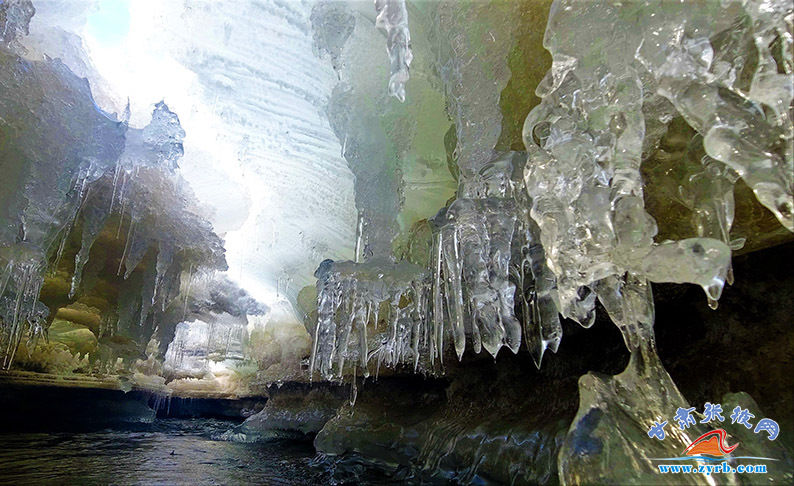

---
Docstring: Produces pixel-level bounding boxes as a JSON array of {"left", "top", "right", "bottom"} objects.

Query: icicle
[
  {"left": 181, "top": 263, "right": 194, "bottom": 321},
  {"left": 354, "top": 211, "right": 363, "bottom": 263},
  {"left": 53, "top": 222, "right": 71, "bottom": 271},
  {"left": 0, "top": 261, "right": 13, "bottom": 299},
  {"left": 349, "top": 367, "right": 358, "bottom": 407},
  {"left": 115, "top": 173, "right": 129, "bottom": 239},
  {"left": 110, "top": 163, "right": 123, "bottom": 210},
  {"left": 441, "top": 226, "right": 466, "bottom": 359},
  {"left": 311, "top": 259, "right": 429, "bottom": 379},
  {"left": 154, "top": 241, "right": 175, "bottom": 305},
  {"left": 360, "top": 301, "right": 370, "bottom": 376},
  {"left": 71, "top": 203, "right": 110, "bottom": 298},
  {"left": 374, "top": 0, "right": 413, "bottom": 102},
  {"left": 411, "top": 282, "right": 422, "bottom": 372},
  {"left": 117, "top": 220, "right": 136, "bottom": 276}
]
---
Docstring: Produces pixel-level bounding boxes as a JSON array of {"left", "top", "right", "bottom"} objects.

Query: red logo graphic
[{"left": 683, "top": 429, "right": 738, "bottom": 457}]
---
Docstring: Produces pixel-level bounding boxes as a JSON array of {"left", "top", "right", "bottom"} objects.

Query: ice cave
[{"left": 0, "top": 0, "right": 792, "bottom": 484}]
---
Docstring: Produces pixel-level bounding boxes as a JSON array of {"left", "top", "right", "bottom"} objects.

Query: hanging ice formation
[
  {"left": 310, "top": 150, "right": 565, "bottom": 379},
  {"left": 310, "top": 0, "right": 792, "bottom": 382},
  {"left": 374, "top": 0, "right": 412, "bottom": 102},
  {"left": 310, "top": 258, "right": 430, "bottom": 380},
  {"left": 0, "top": 3, "right": 228, "bottom": 369}
]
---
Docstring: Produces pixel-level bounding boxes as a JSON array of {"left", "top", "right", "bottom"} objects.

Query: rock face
[
  {"left": 239, "top": 383, "right": 347, "bottom": 441},
  {"left": 314, "top": 373, "right": 570, "bottom": 484}
]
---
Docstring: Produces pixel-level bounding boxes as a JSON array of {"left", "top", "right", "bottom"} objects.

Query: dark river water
[{"left": 0, "top": 419, "right": 388, "bottom": 485}]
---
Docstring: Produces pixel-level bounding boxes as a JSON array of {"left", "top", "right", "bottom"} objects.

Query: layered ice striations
[{"left": 374, "top": 0, "right": 412, "bottom": 102}]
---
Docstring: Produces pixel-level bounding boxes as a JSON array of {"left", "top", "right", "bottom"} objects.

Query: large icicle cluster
[
  {"left": 310, "top": 0, "right": 792, "bottom": 382},
  {"left": 431, "top": 153, "right": 524, "bottom": 361},
  {"left": 526, "top": 1, "right": 792, "bottom": 481},
  {"left": 310, "top": 152, "right": 563, "bottom": 377},
  {"left": 524, "top": 0, "right": 791, "bottom": 335},
  {"left": 0, "top": 3, "right": 124, "bottom": 367},
  {"left": 311, "top": 258, "right": 430, "bottom": 380}
]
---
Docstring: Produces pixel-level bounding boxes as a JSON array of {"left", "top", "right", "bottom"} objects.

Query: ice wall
[
  {"left": 309, "top": 1, "right": 547, "bottom": 378},
  {"left": 311, "top": 0, "right": 461, "bottom": 266},
  {"left": 132, "top": 0, "right": 359, "bottom": 304},
  {"left": 0, "top": 3, "right": 240, "bottom": 372},
  {"left": 0, "top": 2, "right": 123, "bottom": 367}
]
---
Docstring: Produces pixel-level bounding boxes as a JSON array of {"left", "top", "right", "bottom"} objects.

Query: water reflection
[{"left": 0, "top": 419, "right": 322, "bottom": 485}]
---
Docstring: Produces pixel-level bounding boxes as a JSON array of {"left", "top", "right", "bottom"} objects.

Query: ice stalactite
[
  {"left": 523, "top": 0, "right": 739, "bottom": 324},
  {"left": 311, "top": 151, "right": 566, "bottom": 378},
  {"left": 519, "top": 0, "right": 791, "bottom": 482},
  {"left": 428, "top": 152, "right": 562, "bottom": 367},
  {"left": 310, "top": 1, "right": 562, "bottom": 376},
  {"left": 0, "top": 254, "right": 47, "bottom": 370},
  {"left": 557, "top": 275, "right": 728, "bottom": 484},
  {"left": 429, "top": 0, "right": 522, "bottom": 180},
  {"left": 634, "top": 0, "right": 793, "bottom": 231},
  {"left": 512, "top": 192, "right": 562, "bottom": 369},
  {"left": 374, "top": 0, "right": 412, "bottom": 102},
  {"left": 310, "top": 258, "right": 431, "bottom": 381},
  {"left": 678, "top": 134, "right": 744, "bottom": 285},
  {"left": 70, "top": 194, "right": 111, "bottom": 298},
  {"left": 162, "top": 275, "right": 268, "bottom": 379},
  {"left": 312, "top": 0, "right": 550, "bottom": 372},
  {"left": 430, "top": 154, "right": 523, "bottom": 360}
]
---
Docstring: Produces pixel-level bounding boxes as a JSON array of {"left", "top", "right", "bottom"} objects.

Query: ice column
[{"left": 521, "top": 1, "right": 792, "bottom": 482}]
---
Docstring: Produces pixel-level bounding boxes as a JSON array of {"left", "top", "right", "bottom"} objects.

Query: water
[{"left": 0, "top": 419, "right": 342, "bottom": 485}]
